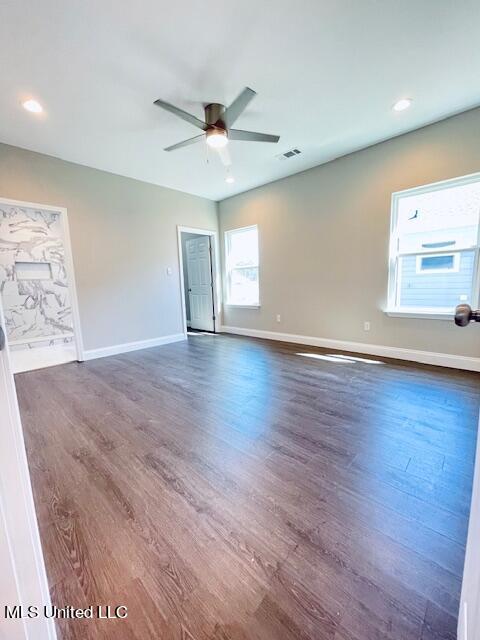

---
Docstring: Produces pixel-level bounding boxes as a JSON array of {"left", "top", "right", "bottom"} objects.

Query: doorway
[
  {"left": 0, "top": 283, "right": 56, "bottom": 640},
  {"left": 177, "top": 226, "right": 220, "bottom": 335},
  {"left": 0, "top": 198, "right": 83, "bottom": 373}
]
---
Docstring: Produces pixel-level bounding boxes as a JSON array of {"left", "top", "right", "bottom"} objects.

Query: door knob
[
  {"left": 0, "top": 326, "right": 5, "bottom": 351},
  {"left": 455, "top": 304, "right": 480, "bottom": 327}
]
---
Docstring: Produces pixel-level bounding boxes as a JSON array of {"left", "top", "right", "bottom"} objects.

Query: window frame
[
  {"left": 386, "top": 172, "right": 480, "bottom": 320},
  {"left": 224, "top": 224, "right": 261, "bottom": 308}
]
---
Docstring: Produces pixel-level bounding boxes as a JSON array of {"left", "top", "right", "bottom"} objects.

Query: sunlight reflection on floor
[
  {"left": 187, "top": 331, "right": 219, "bottom": 336},
  {"left": 296, "top": 352, "right": 383, "bottom": 364}
]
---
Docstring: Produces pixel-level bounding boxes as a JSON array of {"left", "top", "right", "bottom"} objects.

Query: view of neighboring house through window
[
  {"left": 388, "top": 174, "right": 480, "bottom": 315},
  {"left": 225, "top": 225, "right": 259, "bottom": 306}
]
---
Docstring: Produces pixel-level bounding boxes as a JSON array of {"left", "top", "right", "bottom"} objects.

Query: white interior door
[
  {"left": 0, "top": 304, "right": 56, "bottom": 639},
  {"left": 186, "top": 236, "right": 214, "bottom": 332}
]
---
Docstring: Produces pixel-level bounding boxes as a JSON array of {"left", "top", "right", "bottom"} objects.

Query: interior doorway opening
[
  {"left": 0, "top": 198, "right": 83, "bottom": 373},
  {"left": 177, "top": 226, "right": 220, "bottom": 335}
]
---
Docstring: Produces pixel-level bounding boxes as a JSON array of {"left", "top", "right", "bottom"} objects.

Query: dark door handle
[
  {"left": 0, "top": 326, "right": 5, "bottom": 351},
  {"left": 455, "top": 304, "right": 480, "bottom": 327}
]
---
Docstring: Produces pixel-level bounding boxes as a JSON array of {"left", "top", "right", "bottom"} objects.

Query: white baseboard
[
  {"left": 83, "top": 333, "right": 186, "bottom": 361},
  {"left": 220, "top": 325, "right": 480, "bottom": 372}
]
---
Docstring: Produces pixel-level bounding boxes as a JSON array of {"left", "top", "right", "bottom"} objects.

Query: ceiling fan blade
[
  {"left": 154, "top": 99, "right": 207, "bottom": 131},
  {"left": 164, "top": 134, "right": 204, "bottom": 152},
  {"left": 229, "top": 129, "right": 280, "bottom": 143},
  {"left": 223, "top": 87, "right": 256, "bottom": 128},
  {"left": 216, "top": 145, "right": 232, "bottom": 167}
]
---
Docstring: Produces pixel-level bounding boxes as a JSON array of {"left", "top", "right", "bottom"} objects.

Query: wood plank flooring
[{"left": 15, "top": 333, "right": 480, "bottom": 640}]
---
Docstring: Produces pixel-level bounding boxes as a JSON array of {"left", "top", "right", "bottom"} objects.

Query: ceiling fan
[{"left": 153, "top": 87, "right": 280, "bottom": 156}]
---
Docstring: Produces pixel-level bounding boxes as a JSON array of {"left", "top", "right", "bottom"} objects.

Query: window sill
[
  {"left": 385, "top": 309, "right": 454, "bottom": 321},
  {"left": 224, "top": 304, "right": 261, "bottom": 309}
]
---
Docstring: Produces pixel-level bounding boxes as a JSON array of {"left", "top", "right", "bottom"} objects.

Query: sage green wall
[
  {"left": 219, "top": 107, "right": 480, "bottom": 359},
  {"left": 0, "top": 143, "right": 218, "bottom": 351}
]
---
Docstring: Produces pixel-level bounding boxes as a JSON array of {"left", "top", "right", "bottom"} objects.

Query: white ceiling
[{"left": 1, "top": 0, "right": 480, "bottom": 201}]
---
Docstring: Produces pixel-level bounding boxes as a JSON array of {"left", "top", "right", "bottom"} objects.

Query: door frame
[
  {"left": 0, "top": 296, "right": 57, "bottom": 639},
  {"left": 458, "top": 416, "right": 480, "bottom": 640},
  {"left": 0, "top": 197, "right": 84, "bottom": 362},
  {"left": 177, "top": 226, "right": 221, "bottom": 337}
]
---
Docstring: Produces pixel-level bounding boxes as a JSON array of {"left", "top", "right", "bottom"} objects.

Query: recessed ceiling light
[
  {"left": 22, "top": 99, "right": 43, "bottom": 113},
  {"left": 392, "top": 98, "right": 412, "bottom": 112},
  {"left": 225, "top": 175, "right": 235, "bottom": 184}
]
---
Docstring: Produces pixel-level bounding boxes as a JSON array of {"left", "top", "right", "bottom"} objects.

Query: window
[
  {"left": 415, "top": 253, "right": 459, "bottom": 274},
  {"left": 388, "top": 174, "right": 480, "bottom": 316},
  {"left": 225, "top": 225, "right": 259, "bottom": 306}
]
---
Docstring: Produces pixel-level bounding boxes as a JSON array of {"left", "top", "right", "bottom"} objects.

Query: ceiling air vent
[{"left": 277, "top": 148, "right": 301, "bottom": 160}]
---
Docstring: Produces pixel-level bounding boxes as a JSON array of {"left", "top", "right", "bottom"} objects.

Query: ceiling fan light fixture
[
  {"left": 206, "top": 128, "right": 228, "bottom": 149},
  {"left": 225, "top": 175, "right": 235, "bottom": 184}
]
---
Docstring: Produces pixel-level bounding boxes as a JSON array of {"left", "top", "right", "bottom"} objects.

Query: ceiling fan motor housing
[{"left": 205, "top": 103, "right": 226, "bottom": 130}]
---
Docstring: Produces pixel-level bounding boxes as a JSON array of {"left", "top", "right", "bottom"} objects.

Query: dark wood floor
[{"left": 15, "top": 334, "right": 480, "bottom": 640}]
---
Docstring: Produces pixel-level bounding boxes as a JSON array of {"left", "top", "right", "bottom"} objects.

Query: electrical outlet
[
  {"left": 364, "top": 321, "right": 370, "bottom": 331},
  {"left": 276, "top": 314, "right": 281, "bottom": 323}
]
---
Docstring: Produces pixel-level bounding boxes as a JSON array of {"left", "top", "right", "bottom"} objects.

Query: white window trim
[
  {"left": 224, "top": 224, "right": 261, "bottom": 308},
  {"left": 415, "top": 252, "right": 460, "bottom": 275},
  {"left": 386, "top": 171, "right": 480, "bottom": 318},
  {"left": 385, "top": 309, "right": 454, "bottom": 320}
]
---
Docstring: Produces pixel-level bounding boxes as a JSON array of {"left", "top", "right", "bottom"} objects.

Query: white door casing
[
  {"left": 458, "top": 413, "right": 480, "bottom": 640},
  {"left": 185, "top": 236, "right": 214, "bottom": 332},
  {"left": 0, "top": 301, "right": 56, "bottom": 640}
]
